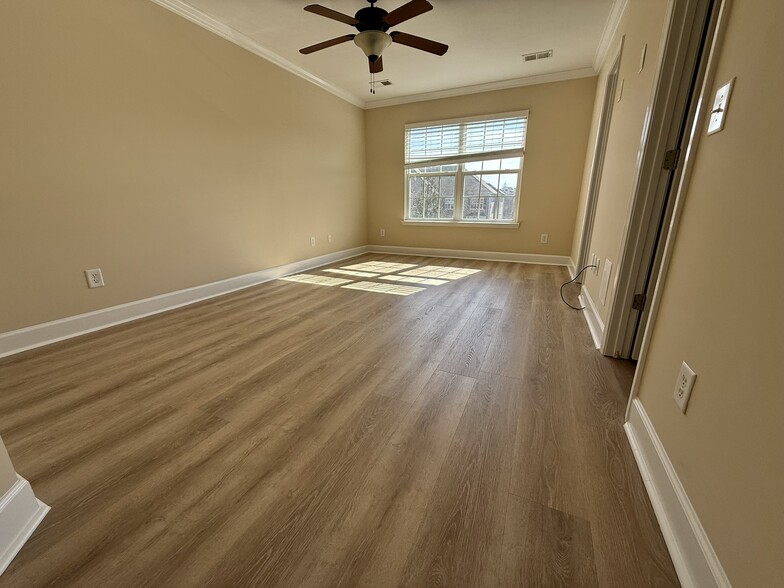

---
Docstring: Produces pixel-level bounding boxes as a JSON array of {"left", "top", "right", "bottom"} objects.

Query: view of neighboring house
[{"left": 408, "top": 163, "right": 519, "bottom": 221}]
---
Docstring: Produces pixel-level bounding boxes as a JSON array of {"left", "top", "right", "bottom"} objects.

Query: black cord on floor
[{"left": 560, "top": 265, "right": 597, "bottom": 311}]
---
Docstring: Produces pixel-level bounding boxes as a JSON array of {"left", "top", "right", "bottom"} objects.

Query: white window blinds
[{"left": 405, "top": 112, "right": 527, "bottom": 168}]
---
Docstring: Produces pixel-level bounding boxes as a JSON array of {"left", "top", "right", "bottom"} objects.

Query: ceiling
[{"left": 154, "top": 0, "right": 620, "bottom": 107}]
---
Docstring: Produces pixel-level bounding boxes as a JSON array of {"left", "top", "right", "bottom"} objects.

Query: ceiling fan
[{"left": 299, "top": 0, "right": 448, "bottom": 80}]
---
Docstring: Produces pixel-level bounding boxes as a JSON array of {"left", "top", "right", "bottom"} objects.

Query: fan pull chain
[{"left": 370, "top": 70, "right": 375, "bottom": 94}]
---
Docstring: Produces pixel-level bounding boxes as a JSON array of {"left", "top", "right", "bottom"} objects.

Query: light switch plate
[{"left": 707, "top": 77, "right": 735, "bottom": 135}]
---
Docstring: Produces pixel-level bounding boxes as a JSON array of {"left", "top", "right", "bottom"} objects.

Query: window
[{"left": 404, "top": 112, "right": 527, "bottom": 225}]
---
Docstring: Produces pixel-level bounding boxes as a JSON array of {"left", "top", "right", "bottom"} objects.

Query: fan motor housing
[{"left": 355, "top": 6, "right": 390, "bottom": 31}]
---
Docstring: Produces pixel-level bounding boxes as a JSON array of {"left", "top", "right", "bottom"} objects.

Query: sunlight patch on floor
[
  {"left": 379, "top": 275, "right": 449, "bottom": 286},
  {"left": 324, "top": 268, "right": 380, "bottom": 278},
  {"left": 281, "top": 262, "right": 479, "bottom": 296},
  {"left": 341, "top": 281, "right": 424, "bottom": 296},
  {"left": 399, "top": 266, "right": 482, "bottom": 280},
  {"left": 340, "top": 261, "right": 418, "bottom": 274},
  {"left": 280, "top": 274, "right": 352, "bottom": 286}
]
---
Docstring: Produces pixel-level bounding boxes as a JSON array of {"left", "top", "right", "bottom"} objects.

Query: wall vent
[{"left": 522, "top": 49, "right": 553, "bottom": 62}]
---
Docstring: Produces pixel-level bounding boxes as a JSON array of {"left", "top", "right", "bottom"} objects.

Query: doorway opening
[
  {"left": 575, "top": 43, "right": 623, "bottom": 277},
  {"left": 600, "top": 0, "right": 720, "bottom": 360}
]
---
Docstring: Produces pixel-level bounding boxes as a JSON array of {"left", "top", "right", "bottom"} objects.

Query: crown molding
[
  {"left": 148, "top": 0, "right": 365, "bottom": 108},
  {"left": 364, "top": 68, "right": 598, "bottom": 109},
  {"left": 149, "top": 0, "right": 603, "bottom": 110},
  {"left": 593, "top": 0, "right": 629, "bottom": 71}
]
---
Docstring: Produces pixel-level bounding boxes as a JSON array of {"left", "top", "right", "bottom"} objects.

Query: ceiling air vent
[
  {"left": 369, "top": 79, "right": 393, "bottom": 88},
  {"left": 522, "top": 49, "right": 553, "bottom": 62}
]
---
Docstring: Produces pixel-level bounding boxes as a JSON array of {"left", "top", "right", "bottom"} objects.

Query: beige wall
[
  {"left": 575, "top": 0, "right": 671, "bottom": 321},
  {"left": 634, "top": 0, "right": 784, "bottom": 585},
  {"left": 0, "top": 436, "right": 17, "bottom": 496},
  {"left": 0, "top": 0, "right": 366, "bottom": 333},
  {"left": 365, "top": 78, "right": 597, "bottom": 256}
]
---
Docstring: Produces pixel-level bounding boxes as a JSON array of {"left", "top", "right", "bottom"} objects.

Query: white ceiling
[{"left": 155, "top": 0, "right": 619, "bottom": 107}]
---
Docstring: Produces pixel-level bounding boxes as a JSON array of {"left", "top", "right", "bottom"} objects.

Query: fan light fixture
[
  {"left": 300, "top": 0, "right": 449, "bottom": 94},
  {"left": 353, "top": 30, "right": 392, "bottom": 62}
]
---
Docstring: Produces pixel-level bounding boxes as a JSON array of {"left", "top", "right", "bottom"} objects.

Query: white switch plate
[
  {"left": 707, "top": 77, "right": 735, "bottom": 135},
  {"left": 328, "top": 234, "right": 332, "bottom": 243},
  {"left": 85, "top": 268, "right": 104, "bottom": 288},
  {"left": 380, "top": 228, "right": 385, "bottom": 237},
  {"left": 599, "top": 259, "right": 612, "bottom": 305},
  {"left": 309, "top": 236, "right": 316, "bottom": 247},
  {"left": 673, "top": 361, "right": 697, "bottom": 413},
  {"left": 540, "top": 233, "right": 549, "bottom": 244}
]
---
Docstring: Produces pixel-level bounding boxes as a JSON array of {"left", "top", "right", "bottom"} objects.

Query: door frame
[
  {"left": 626, "top": 0, "right": 732, "bottom": 414},
  {"left": 600, "top": 0, "right": 720, "bottom": 357},
  {"left": 575, "top": 39, "right": 624, "bottom": 278}
]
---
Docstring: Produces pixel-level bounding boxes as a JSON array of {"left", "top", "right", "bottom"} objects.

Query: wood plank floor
[{"left": 0, "top": 254, "right": 679, "bottom": 587}]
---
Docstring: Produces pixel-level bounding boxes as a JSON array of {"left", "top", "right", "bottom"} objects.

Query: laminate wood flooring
[{"left": 0, "top": 254, "right": 679, "bottom": 587}]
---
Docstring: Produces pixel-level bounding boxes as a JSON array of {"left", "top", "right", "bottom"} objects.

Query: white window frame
[{"left": 403, "top": 110, "right": 528, "bottom": 227}]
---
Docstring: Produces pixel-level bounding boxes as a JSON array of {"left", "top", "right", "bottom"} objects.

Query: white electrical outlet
[
  {"left": 540, "top": 233, "right": 549, "bottom": 244},
  {"left": 310, "top": 236, "right": 316, "bottom": 247},
  {"left": 380, "top": 228, "right": 386, "bottom": 237},
  {"left": 328, "top": 234, "right": 333, "bottom": 243},
  {"left": 85, "top": 268, "right": 104, "bottom": 288},
  {"left": 673, "top": 361, "right": 697, "bottom": 413}
]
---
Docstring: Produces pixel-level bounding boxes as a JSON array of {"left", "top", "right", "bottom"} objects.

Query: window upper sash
[{"left": 404, "top": 111, "right": 528, "bottom": 168}]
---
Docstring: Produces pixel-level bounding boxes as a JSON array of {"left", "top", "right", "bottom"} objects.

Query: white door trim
[
  {"left": 576, "top": 38, "right": 625, "bottom": 277},
  {"left": 601, "top": 0, "right": 716, "bottom": 358},
  {"left": 625, "top": 0, "right": 732, "bottom": 419},
  {"left": 0, "top": 476, "right": 50, "bottom": 576}
]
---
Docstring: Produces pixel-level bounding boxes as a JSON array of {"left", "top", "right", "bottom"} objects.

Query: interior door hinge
[
  {"left": 663, "top": 148, "right": 681, "bottom": 171},
  {"left": 632, "top": 293, "right": 647, "bottom": 311}
]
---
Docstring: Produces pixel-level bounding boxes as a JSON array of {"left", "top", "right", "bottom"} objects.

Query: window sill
[{"left": 401, "top": 220, "right": 520, "bottom": 229}]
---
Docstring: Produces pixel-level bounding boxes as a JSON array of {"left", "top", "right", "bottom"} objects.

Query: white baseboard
[
  {"left": 0, "top": 476, "right": 50, "bottom": 576},
  {"left": 368, "top": 244, "right": 571, "bottom": 266},
  {"left": 578, "top": 288, "right": 604, "bottom": 349},
  {"left": 625, "top": 399, "right": 731, "bottom": 588},
  {"left": 0, "top": 246, "right": 368, "bottom": 359},
  {"left": 0, "top": 244, "right": 572, "bottom": 359}
]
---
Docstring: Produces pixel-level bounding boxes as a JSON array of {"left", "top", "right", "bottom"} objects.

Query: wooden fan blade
[
  {"left": 390, "top": 31, "right": 448, "bottom": 56},
  {"left": 382, "top": 0, "right": 433, "bottom": 27},
  {"left": 304, "top": 4, "right": 359, "bottom": 26},
  {"left": 299, "top": 34, "right": 356, "bottom": 55},
  {"left": 370, "top": 56, "right": 384, "bottom": 74}
]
